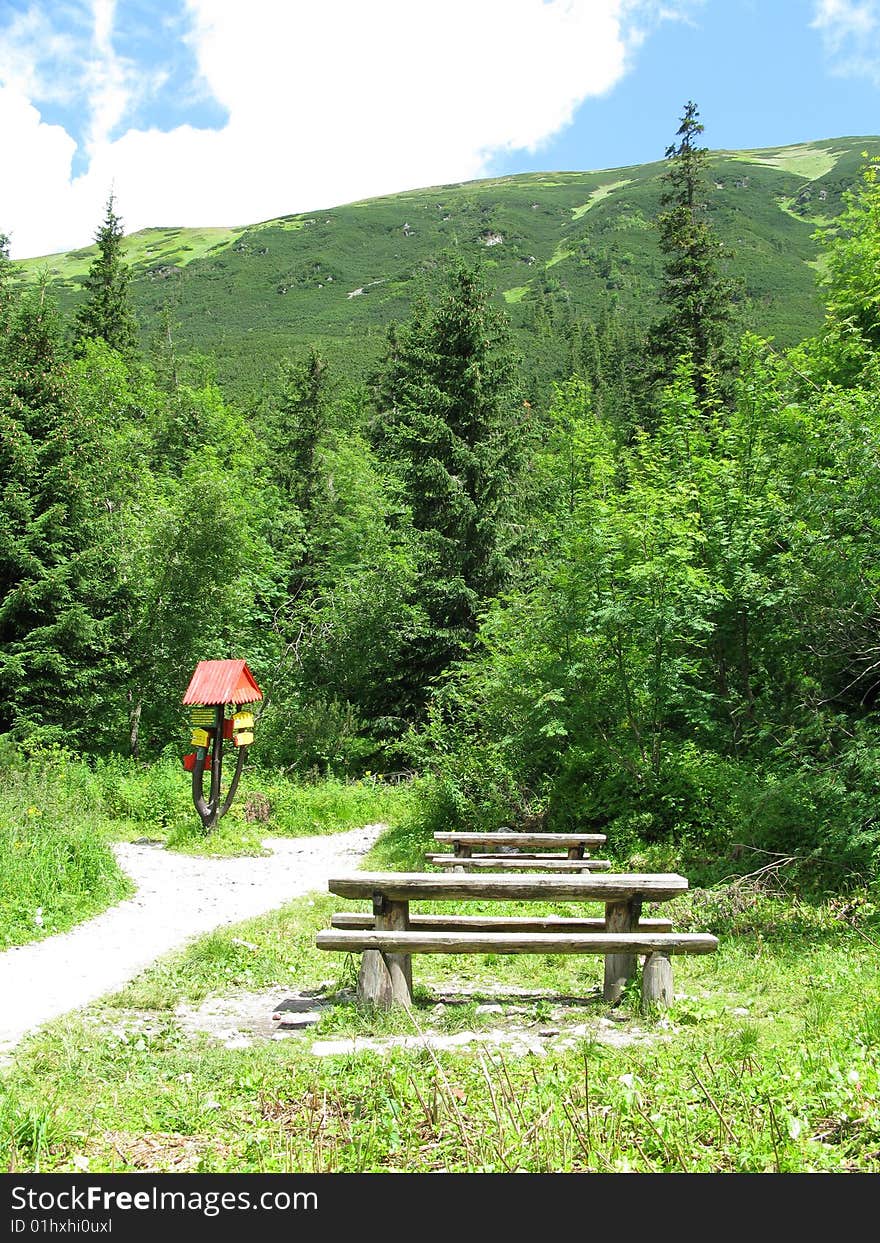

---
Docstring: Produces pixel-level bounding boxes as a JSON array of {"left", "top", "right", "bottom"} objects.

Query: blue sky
[
  {"left": 497, "top": 0, "right": 880, "bottom": 177},
  {"left": 1, "top": 0, "right": 878, "bottom": 258}
]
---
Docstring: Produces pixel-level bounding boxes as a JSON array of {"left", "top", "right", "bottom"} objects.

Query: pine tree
[
  {"left": 261, "top": 345, "right": 333, "bottom": 614},
  {"left": 371, "top": 261, "right": 528, "bottom": 715},
  {"left": 0, "top": 282, "right": 118, "bottom": 739},
  {"left": 271, "top": 346, "right": 330, "bottom": 517},
  {"left": 577, "top": 311, "right": 649, "bottom": 442},
  {"left": 74, "top": 192, "right": 139, "bottom": 356},
  {"left": 648, "top": 101, "right": 736, "bottom": 405}
]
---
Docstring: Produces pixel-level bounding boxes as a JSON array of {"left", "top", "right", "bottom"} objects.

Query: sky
[{"left": 0, "top": 0, "right": 878, "bottom": 259}]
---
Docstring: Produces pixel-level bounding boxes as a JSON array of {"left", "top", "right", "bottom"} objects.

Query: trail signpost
[{"left": 181, "top": 659, "right": 263, "bottom": 832}]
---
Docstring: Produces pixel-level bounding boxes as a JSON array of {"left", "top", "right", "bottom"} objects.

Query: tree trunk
[{"left": 129, "top": 693, "right": 143, "bottom": 760}]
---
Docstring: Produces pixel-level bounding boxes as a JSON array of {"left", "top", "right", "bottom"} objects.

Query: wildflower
[{"left": 26, "top": 806, "right": 40, "bottom": 817}]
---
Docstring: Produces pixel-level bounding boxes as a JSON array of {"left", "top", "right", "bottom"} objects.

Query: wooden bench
[
  {"left": 316, "top": 872, "right": 717, "bottom": 1014},
  {"left": 429, "top": 831, "right": 611, "bottom": 873},
  {"left": 425, "top": 855, "right": 613, "bottom": 872}
]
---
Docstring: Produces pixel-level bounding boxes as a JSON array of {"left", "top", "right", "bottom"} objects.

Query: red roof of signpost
[{"left": 182, "top": 660, "right": 263, "bottom": 706}]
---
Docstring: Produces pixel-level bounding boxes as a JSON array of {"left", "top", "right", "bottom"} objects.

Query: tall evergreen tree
[
  {"left": 0, "top": 282, "right": 118, "bottom": 739},
  {"left": 271, "top": 347, "right": 330, "bottom": 518},
  {"left": 371, "top": 261, "right": 528, "bottom": 716},
  {"left": 648, "top": 101, "right": 736, "bottom": 405},
  {"left": 260, "top": 346, "right": 333, "bottom": 613},
  {"left": 577, "top": 311, "right": 650, "bottom": 442},
  {"left": 74, "top": 192, "right": 139, "bottom": 356}
]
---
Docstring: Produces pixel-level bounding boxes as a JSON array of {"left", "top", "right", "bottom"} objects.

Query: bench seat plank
[
  {"left": 331, "top": 913, "right": 675, "bottom": 932},
  {"left": 433, "top": 832, "right": 607, "bottom": 848},
  {"left": 428, "top": 851, "right": 600, "bottom": 860},
  {"left": 328, "top": 872, "right": 688, "bottom": 903},
  {"left": 426, "top": 855, "right": 612, "bottom": 872},
  {"left": 316, "top": 929, "right": 718, "bottom": 955}
]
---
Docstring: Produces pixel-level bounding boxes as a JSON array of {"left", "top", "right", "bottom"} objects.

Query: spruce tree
[
  {"left": 371, "top": 261, "right": 527, "bottom": 716},
  {"left": 75, "top": 192, "right": 139, "bottom": 355},
  {"left": 0, "top": 282, "right": 116, "bottom": 739},
  {"left": 578, "top": 311, "right": 650, "bottom": 442},
  {"left": 648, "top": 101, "right": 736, "bottom": 404},
  {"left": 262, "top": 345, "right": 332, "bottom": 610},
  {"left": 272, "top": 346, "right": 330, "bottom": 517}
]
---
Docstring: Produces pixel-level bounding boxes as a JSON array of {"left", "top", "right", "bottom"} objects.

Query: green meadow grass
[
  {"left": 0, "top": 743, "right": 132, "bottom": 947},
  {"left": 733, "top": 142, "right": 845, "bottom": 181},
  {"left": 0, "top": 744, "right": 413, "bottom": 946},
  {"left": 1, "top": 755, "right": 877, "bottom": 1173},
  {"left": 1, "top": 872, "right": 877, "bottom": 1173},
  {"left": 17, "top": 226, "right": 244, "bottom": 285},
  {"left": 570, "top": 178, "right": 634, "bottom": 220}
]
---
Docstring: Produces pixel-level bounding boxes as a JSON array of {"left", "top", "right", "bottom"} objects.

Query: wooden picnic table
[
  {"left": 428, "top": 830, "right": 610, "bottom": 871},
  {"left": 317, "top": 871, "right": 716, "bottom": 1012}
]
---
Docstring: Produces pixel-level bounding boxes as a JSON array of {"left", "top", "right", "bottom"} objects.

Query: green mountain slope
[{"left": 16, "top": 135, "right": 879, "bottom": 398}]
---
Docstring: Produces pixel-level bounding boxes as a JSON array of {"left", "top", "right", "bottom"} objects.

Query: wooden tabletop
[
  {"left": 433, "top": 831, "right": 607, "bottom": 848},
  {"left": 327, "top": 872, "right": 688, "bottom": 903}
]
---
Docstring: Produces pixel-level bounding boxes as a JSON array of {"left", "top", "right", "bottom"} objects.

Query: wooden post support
[
  {"left": 641, "top": 950, "right": 673, "bottom": 1012},
  {"left": 452, "top": 842, "right": 471, "bottom": 874},
  {"left": 603, "top": 898, "right": 642, "bottom": 1003},
  {"left": 567, "top": 845, "right": 584, "bottom": 859},
  {"left": 357, "top": 896, "right": 413, "bottom": 1008}
]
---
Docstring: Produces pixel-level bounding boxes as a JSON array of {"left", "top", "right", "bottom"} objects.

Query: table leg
[
  {"left": 452, "top": 844, "right": 471, "bottom": 874},
  {"left": 641, "top": 951, "right": 673, "bottom": 1011},
  {"left": 357, "top": 897, "right": 412, "bottom": 1008},
  {"left": 603, "top": 898, "right": 642, "bottom": 1004}
]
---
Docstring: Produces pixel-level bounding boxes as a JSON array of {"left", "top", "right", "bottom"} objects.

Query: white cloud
[
  {"left": 83, "top": 0, "right": 135, "bottom": 151},
  {"left": 0, "top": 86, "right": 81, "bottom": 256},
  {"left": 2, "top": 0, "right": 674, "bottom": 257},
  {"left": 812, "top": 0, "right": 880, "bottom": 83}
]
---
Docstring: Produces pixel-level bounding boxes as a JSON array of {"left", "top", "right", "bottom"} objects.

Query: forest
[
  {"left": 2, "top": 102, "right": 880, "bottom": 1176},
  {"left": 5, "top": 105, "right": 880, "bottom": 884}
]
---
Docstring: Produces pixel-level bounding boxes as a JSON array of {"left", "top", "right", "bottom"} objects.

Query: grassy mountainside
[{"left": 16, "top": 135, "right": 880, "bottom": 398}]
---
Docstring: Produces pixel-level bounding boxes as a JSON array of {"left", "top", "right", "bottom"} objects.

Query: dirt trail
[{"left": 0, "top": 825, "right": 382, "bottom": 1059}]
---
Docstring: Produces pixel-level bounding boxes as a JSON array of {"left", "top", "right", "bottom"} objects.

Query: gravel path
[{"left": 0, "top": 825, "right": 383, "bottom": 1059}]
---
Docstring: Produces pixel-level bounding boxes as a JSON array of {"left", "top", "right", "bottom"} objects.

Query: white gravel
[{"left": 0, "top": 824, "right": 383, "bottom": 1059}]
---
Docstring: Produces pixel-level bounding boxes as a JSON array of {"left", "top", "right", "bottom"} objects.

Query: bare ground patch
[
  {"left": 93, "top": 978, "right": 669, "bottom": 1057},
  {"left": 93, "top": 1130, "right": 233, "bottom": 1172}
]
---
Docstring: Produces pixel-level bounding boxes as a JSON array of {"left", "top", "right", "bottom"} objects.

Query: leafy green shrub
[
  {"left": 737, "top": 736, "right": 880, "bottom": 890},
  {"left": 240, "top": 771, "right": 411, "bottom": 837},
  {"left": 92, "top": 752, "right": 192, "bottom": 828},
  {"left": 251, "top": 696, "right": 381, "bottom": 777}
]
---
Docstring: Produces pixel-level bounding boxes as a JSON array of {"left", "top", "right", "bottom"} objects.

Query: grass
[
  {"left": 570, "top": 179, "right": 633, "bottom": 220},
  {"left": 2, "top": 750, "right": 878, "bottom": 1173},
  {"left": 0, "top": 740, "right": 413, "bottom": 947},
  {"left": 3, "top": 766, "right": 878, "bottom": 1169},
  {"left": 733, "top": 143, "right": 845, "bottom": 181},
  {"left": 546, "top": 242, "right": 574, "bottom": 268},
  {"left": 1, "top": 868, "right": 878, "bottom": 1173},
  {"left": 16, "top": 226, "right": 244, "bottom": 284},
  {"left": 0, "top": 741, "right": 132, "bottom": 947}
]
